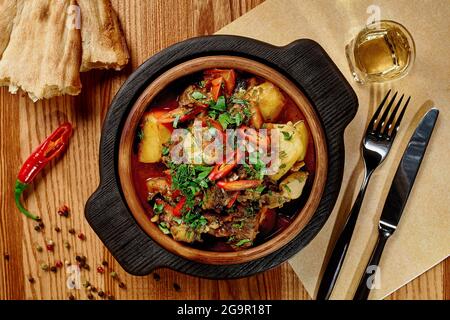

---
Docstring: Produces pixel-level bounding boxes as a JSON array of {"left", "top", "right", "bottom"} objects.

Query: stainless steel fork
[{"left": 316, "top": 90, "right": 411, "bottom": 300}]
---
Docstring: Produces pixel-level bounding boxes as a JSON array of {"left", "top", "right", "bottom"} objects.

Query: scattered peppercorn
[
  {"left": 110, "top": 271, "right": 118, "bottom": 279},
  {"left": 38, "top": 221, "right": 45, "bottom": 229},
  {"left": 50, "top": 266, "right": 57, "bottom": 273},
  {"left": 101, "top": 260, "right": 108, "bottom": 267},
  {"left": 173, "top": 283, "right": 181, "bottom": 292},
  {"left": 77, "top": 233, "right": 86, "bottom": 241},
  {"left": 118, "top": 282, "right": 126, "bottom": 289},
  {"left": 152, "top": 273, "right": 160, "bottom": 281},
  {"left": 34, "top": 225, "right": 41, "bottom": 232},
  {"left": 82, "top": 280, "right": 90, "bottom": 288},
  {"left": 90, "top": 287, "right": 97, "bottom": 293},
  {"left": 3, "top": 254, "right": 10, "bottom": 261},
  {"left": 40, "top": 263, "right": 49, "bottom": 271},
  {"left": 28, "top": 276, "right": 35, "bottom": 284},
  {"left": 82, "top": 264, "right": 90, "bottom": 271},
  {"left": 55, "top": 260, "right": 63, "bottom": 268},
  {"left": 64, "top": 241, "right": 71, "bottom": 249},
  {"left": 98, "top": 291, "right": 105, "bottom": 298},
  {"left": 46, "top": 240, "right": 55, "bottom": 252},
  {"left": 107, "top": 295, "right": 115, "bottom": 300},
  {"left": 68, "top": 228, "right": 76, "bottom": 235},
  {"left": 36, "top": 245, "right": 43, "bottom": 253},
  {"left": 96, "top": 266, "right": 105, "bottom": 274},
  {"left": 68, "top": 294, "right": 75, "bottom": 300},
  {"left": 87, "top": 293, "right": 94, "bottom": 300},
  {"left": 75, "top": 255, "right": 82, "bottom": 262},
  {"left": 54, "top": 227, "right": 61, "bottom": 233},
  {"left": 58, "top": 205, "right": 70, "bottom": 217}
]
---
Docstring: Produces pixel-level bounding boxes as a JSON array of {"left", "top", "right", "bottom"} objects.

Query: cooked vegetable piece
[
  {"left": 138, "top": 112, "right": 172, "bottom": 163},
  {"left": 246, "top": 82, "right": 286, "bottom": 122},
  {"left": 270, "top": 121, "right": 309, "bottom": 181},
  {"left": 279, "top": 171, "right": 308, "bottom": 199}
]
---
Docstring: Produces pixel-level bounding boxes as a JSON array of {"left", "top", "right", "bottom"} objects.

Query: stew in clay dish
[{"left": 132, "top": 68, "right": 315, "bottom": 252}]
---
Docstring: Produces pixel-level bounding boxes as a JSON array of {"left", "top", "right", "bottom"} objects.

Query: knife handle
[
  {"left": 353, "top": 230, "right": 390, "bottom": 300},
  {"left": 316, "top": 171, "right": 372, "bottom": 300}
]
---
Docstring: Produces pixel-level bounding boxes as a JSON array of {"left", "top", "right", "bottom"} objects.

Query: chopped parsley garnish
[
  {"left": 169, "top": 163, "right": 212, "bottom": 209},
  {"left": 158, "top": 222, "right": 170, "bottom": 235},
  {"left": 218, "top": 113, "right": 233, "bottom": 130},
  {"left": 283, "top": 184, "right": 292, "bottom": 193},
  {"left": 173, "top": 114, "right": 181, "bottom": 128},
  {"left": 191, "top": 91, "right": 206, "bottom": 100},
  {"left": 162, "top": 146, "right": 169, "bottom": 156},
  {"left": 282, "top": 131, "right": 293, "bottom": 141},
  {"left": 153, "top": 202, "right": 164, "bottom": 214},
  {"left": 232, "top": 221, "right": 244, "bottom": 229},
  {"left": 235, "top": 239, "right": 252, "bottom": 247},
  {"left": 137, "top": 129, "right": 144, "bottom": 141},
  {"left": 230, "top": 97, "right": 249, "bottom": 106},
  {"left": 255, "top": 185, "right": 266, "bottom": 193},
  {"left": 183, "top": 210, "right": 208, "bottom": 230}
]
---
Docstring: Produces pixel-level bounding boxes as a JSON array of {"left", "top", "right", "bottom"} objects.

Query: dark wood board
[{"left": 85, "top": 35, "right": 358, "bottom": 278}]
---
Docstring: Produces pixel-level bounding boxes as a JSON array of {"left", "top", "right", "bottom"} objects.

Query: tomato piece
[
  {"left": 173, "top": 197, "right": 187, "bottom": 217},
  {"left": 204, "top": 69, "right": 236, "bottom": 95},
  {"left": 210, "top": 77, "right": 224, "bottom": 101},
  {"left": 155, "top": 198, "right": 174, "bottom": 216},
  {"left": 216, "top": 180, "right": 261, "bottom": 191}
]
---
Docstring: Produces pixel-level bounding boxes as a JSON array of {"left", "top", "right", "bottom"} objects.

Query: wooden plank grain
[{"left": 0, "top": 0, "right": 446, "bottom": 300}]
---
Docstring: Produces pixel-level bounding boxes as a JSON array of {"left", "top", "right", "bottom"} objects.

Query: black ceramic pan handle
[{"left": 353, "top": 230, "right": 390, "bottom": 300}]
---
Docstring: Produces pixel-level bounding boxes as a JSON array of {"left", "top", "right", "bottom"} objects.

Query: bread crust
[
  {"left": 78, "top": 0, "right": 129, "bottom": 72},
  {"left": 0, "top": 0, "right": 82, "bottom": 101}
]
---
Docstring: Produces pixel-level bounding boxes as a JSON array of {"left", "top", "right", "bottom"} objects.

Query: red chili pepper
[
  {"left": 226, "top": 192, "right": 239, "bottom": 208},
  {"left": 158, "top": 105, "right": 207, "bottom": 124},
  {"left": 173, "top": 197, "right": 187, "bottom": 217},
  {"left": 15, "top": 123, "right": 73, "bottom": 220},
  {"left": 217, "top": 180, "right": 261, "bottom": 191},
  {"left": 208, "top": 150, "right": 243, "bottom": 181}
]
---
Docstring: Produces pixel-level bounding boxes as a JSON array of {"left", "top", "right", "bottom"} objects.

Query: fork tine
[
  {"left": 383, "top": 94, "right": 404, "bottom": 135},
  {"left": 376, "top": 91, "right": 398, "bottom": 135},
  {"left": 389, "top": 96, "right": 411, "bottom": 140},
  {"left": 367, "top": 89, "right": 392, "bottom": 132}
]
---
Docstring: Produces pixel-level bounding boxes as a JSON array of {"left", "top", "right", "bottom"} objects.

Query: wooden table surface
[{"left": 0, "top": 0, "right": 448, "bottom": 300}]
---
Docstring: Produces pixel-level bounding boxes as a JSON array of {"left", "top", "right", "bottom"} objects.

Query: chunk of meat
[
  {"left": 202, "top": 185, "right": 233, "bottom": 212},
  {"left": 178, "top": 85, "right": 211, "bottom": 107}
]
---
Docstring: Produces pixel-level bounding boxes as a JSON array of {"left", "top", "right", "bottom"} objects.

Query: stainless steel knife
[{"left": 353, "top": 108, "right": 439, "bottom": 300}]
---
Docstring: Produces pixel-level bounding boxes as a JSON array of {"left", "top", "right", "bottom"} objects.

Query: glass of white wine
[{"left": 346, "top": 20, "right": 416, "bottom": 84}]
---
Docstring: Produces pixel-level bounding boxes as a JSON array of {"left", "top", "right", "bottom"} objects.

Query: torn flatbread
[
  {"left": 0, "top": 0, "right": 21, "bottom": 60},
  {"left": 0, "top": 0, "right": 82, "bottom": 101},
  {"left": 77, "top": 0, "right": 129, "bottom": 72}
]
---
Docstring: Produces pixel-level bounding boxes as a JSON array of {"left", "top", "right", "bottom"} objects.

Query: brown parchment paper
[{"left": 217, "top": 0, "right": 450, "bottom": 299}]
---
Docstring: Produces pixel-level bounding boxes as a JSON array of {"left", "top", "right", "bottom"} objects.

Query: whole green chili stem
[{"left": 14, "top": 180, "right": 39, "bottom": 221}]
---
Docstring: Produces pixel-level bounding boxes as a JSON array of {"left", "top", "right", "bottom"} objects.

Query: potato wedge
[
  {"left": 280, "top": 172, "right": 308, "bottom": 199},
  {"left": 138, "top": 113, "right": 172, "bottom": 163},
  {"left": 269, "top": 121, "right": 309, "bottom": 181},
  {"left": 246, "top": 82, "right": 285, "bottom": 122}
]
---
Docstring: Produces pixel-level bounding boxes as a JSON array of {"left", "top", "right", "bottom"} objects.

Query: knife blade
[
  {"left": 379, "top": 108, "right": 439, "bottom": 235},
  {"left": 353, "top": 108, "right": 439, "bottom": 300}
]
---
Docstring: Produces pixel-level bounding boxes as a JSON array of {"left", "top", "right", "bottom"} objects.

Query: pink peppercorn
[
  {"left": 77, "top": 233, "right": 86, "bottom": 240},
  {"left": 97, "top": 266, "right": 105, "bottom": 274},
  {"left": 55, "top": 260, "right": 63, "bottom": 268}
]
